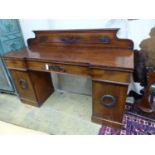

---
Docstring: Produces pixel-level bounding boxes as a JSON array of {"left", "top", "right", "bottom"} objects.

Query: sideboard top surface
[{"left": 3, "top": 29, "right": 134, "bottom": 71}]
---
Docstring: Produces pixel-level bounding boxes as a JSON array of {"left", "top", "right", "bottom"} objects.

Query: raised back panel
[{"left": 27, "top": 29, "right": 133, "bottom": 49}]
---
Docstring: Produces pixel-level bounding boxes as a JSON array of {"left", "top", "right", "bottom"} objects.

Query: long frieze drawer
[
  {"left": 27, "top": 61, "right": 90, "bottom": 76},
  {"left": 91, "top": 69, "right": 131, "bottom": 84},
  {"left": 4, "top": 59, "right": 27, "bottom": 70}
]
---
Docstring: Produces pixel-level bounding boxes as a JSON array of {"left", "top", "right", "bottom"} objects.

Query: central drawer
[{"left": 27, "top": 60, "right": 90, "bottom": 76}]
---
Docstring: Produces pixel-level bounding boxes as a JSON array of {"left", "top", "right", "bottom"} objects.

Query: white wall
[
  {"left": 48, "top": 19, "right": 129, "bottom": 38},
  {"left": 128, "top": 19, "right": 155, "bottom": 49},
  {"left": 19, "top": 20, "right": 50, "bottom": 45},
  {"left": 19, "top": 19, "right": 155, "bottom": 49},
  {"left": 48, "top": 20, "right": 109, "bottom": 29}
]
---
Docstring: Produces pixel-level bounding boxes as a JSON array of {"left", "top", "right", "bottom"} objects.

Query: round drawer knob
[{"left": 101, "top": 95, "right": 116, "bottom": 108}]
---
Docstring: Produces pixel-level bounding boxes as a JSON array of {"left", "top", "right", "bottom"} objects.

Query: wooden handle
[{"left": 45, "top": 64, "right": 66, "bottom": 72}]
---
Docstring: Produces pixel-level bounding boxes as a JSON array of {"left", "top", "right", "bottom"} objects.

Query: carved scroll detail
[
  {"left": 39, "top": 36, "right": 48, "bottom": 42},
  {"left": 59, "top": 36, "right": 81, "bottom": 44},
  {"left": 99, "top": 36, "right": 111, "bottom": 44},
  {"left": 27, "top": 29, "right": 133, "bottom": 49}
]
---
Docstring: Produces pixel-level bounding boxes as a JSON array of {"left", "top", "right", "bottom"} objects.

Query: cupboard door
[
  {"left": 11, "top": 70, "right": 38, "bottom": 106},
  {"left": 92, "top": 80, "right": 128, "bottom": 128}
]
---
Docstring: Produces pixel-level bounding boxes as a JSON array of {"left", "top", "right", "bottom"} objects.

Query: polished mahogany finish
[
  {"left": 92, "top": 80, "right": 128, "bottom": 128},
  {"left": 10, "top": 70, "right": 54, "bottom": 107},
  {"left": 3, "top": 29, "right": 134, "bottom": 129}
]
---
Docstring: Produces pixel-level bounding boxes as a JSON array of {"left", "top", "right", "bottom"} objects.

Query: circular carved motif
[
  {"left": 19, "top": 79, "right": 28, "bottom": 90},
  {"left": 101, "top": 95, "right": 116, "bottom": 108}
]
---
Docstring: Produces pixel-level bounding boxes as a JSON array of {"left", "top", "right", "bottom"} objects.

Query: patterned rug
[{"left": 99, "top": 104, "right": 155, "bottom": 135}]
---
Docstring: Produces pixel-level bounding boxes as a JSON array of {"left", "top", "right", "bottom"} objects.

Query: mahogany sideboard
[{"left": 2, "top": 29, "right": 134, "bottom": 129}]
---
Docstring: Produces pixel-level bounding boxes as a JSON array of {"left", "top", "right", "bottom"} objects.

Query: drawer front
[
  {"left": 11, "top": 70, "right": 37, "bottom": 104},
  {"left": 91, "top": 69, "right": 130, "bottom": 84},
  {"left": 27, "top": 61, "right": 89, "bottom": 76},
  {"left": 92, "top": 80, "right": 128, "bottom": 127},
  {"left": 4, "top": 59, "right": 26, "bottom": 70}
]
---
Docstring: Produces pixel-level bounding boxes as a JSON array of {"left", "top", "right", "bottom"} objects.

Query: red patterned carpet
[{"left": 99, "top": 104, "right": 155, "bottom": 135}]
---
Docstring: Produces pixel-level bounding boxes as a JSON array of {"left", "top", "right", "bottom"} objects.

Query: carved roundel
[{"left": 101, "top": 94, "right": 116, "bottom": 108}]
